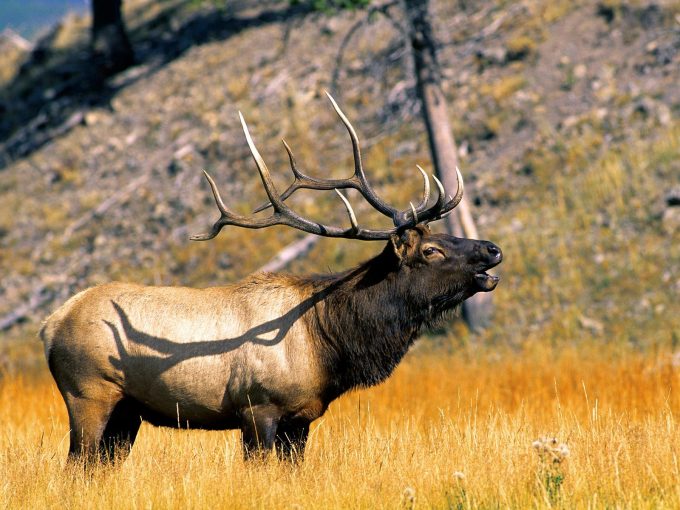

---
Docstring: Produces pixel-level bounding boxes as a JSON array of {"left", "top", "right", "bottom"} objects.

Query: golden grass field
[{"left": 2, "top": 344, "right": 680, "bottom": 509}]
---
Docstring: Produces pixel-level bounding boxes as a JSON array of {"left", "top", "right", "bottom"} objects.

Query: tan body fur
[{"left": 42, "top": 275, "right": 327, "bottom": 461}]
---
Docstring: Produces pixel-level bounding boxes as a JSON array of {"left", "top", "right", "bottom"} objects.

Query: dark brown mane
[{"left": 306, "top": 240, "right": 466, "bottom": 398}]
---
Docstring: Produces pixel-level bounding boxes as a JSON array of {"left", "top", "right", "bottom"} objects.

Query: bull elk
[{"left": 41, "top": 94, "right": 502, "bottom": 464}]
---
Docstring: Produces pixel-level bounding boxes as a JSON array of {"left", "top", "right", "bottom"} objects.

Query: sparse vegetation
[
  {"left": 506, "top": 35, "right": 537, "bottom": 62},
  {"left": 480, "top": 73, "right": 527, "bottom": 104}
]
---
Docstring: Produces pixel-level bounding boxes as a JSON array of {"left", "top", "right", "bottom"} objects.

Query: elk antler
[{"left": 191, "top": 93, "right": 464, "bottom": 242}]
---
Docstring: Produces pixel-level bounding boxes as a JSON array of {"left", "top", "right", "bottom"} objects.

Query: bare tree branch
[
  {"left": 257, "top": 234, "right": 320, "bottom": 273},
  {"left": 330, "top": 0, "right": 402, "bottom": 92}
]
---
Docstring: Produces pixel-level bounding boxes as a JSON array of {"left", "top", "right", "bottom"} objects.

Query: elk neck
[{"left": 304, "top": 243, "right": 435, "bottom": 398}]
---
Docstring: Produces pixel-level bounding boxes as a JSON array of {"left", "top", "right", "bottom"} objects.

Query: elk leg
[
  {"left": 239, "top": 405, "right": 280, "bottom": 460},
  {"left": 275, "top": 418, "right": 310, "bottom": 462},
  {"left": 99, "top": 397, "right": 142, "bottom": 463},
  {"left": 64, "top": 394, "right": 117, "bottom": 465}
]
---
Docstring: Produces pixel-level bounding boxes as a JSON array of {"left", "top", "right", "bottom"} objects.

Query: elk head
[
  {"left": 388, "top": 225, "right": 501, "bottom": 314},
  {"left": 191, "top": 92, "right": 501, "bottom": 302}
]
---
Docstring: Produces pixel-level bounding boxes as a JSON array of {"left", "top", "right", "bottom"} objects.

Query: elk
[{"left": 41, "top": 94, "right": 502, "bottom": 464}]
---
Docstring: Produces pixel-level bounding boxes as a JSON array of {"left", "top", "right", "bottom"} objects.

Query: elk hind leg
[
  {"left": 99, "top": 397, "right": 142, "bottom": 463},
  {"left": 64, "top": 394, "right": 118, "bottom": 465}
]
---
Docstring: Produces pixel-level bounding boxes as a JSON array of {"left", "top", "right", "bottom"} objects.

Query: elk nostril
[{"left": 487, "top": 244, "right": 501, "bottom": 259}]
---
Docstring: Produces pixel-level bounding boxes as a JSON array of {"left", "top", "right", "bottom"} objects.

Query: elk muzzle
[{"left": 473, "top": 241, "right": 502, "bottom": 292}]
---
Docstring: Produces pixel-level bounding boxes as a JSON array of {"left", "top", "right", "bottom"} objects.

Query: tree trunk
[
  {"left": 91, "top": 0, "right": 134, "bottom": 76},
  {"left": 404, "top": 0, "right": 493, "bottom": 330}
]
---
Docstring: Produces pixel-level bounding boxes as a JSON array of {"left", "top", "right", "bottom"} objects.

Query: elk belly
[{"left": 123, "top": 354, "right": 240, "bottom": 429}]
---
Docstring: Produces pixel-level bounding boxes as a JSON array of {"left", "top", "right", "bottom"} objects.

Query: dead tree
[
  {"left": 313, "top": 0, "right": 495, "bottom": 329},
  {"left": 402, "top": 0, "right": 493, "bottom": 330}
]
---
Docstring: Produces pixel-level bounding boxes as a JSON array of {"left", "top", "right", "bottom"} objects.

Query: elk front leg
[
  {"left": 275, "top": 417, "right": 310, "bottom": 462},
  {"left": 239, "top": 404, "right": 280, "bottom": 460}
]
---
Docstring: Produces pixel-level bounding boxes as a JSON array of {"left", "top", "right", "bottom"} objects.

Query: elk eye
[{"left": 423, "top": 247, "right": 440, "bottom": 257}]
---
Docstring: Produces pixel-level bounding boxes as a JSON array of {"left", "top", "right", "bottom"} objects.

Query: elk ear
[
  {"left": 415, "top": 223, "right": 431, "bottom": 236},
  {"left": 390, "top": 228, "right": 423, "bottom": 262},
  {"left": 389, "top": 234, "right": 404, "bottom": 262}
]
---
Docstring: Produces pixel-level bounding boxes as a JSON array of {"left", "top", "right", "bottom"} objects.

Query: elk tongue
[{"left": 475, "top": 272, "right": 500, "bottom": 291}]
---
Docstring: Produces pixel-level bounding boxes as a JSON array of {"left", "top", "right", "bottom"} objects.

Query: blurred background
[
  {"left": 0, "top": 0, "right": 678, "bottom": 373},
  {"left": 1, "top": 1, "right": 88, "bottom": 39}
]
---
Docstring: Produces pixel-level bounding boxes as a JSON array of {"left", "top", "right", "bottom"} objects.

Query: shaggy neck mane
[{"left": 305, "top": 244, "right": 441, "bottom": 398}]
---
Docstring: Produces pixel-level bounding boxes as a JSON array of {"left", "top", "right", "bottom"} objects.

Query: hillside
[{"left": 0, "top": 0, "right": 679, "bottom": 370}]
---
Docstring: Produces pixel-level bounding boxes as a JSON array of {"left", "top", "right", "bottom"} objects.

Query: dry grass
[{"left": 2, "top": 346, "right": 680, "bottom": 509}]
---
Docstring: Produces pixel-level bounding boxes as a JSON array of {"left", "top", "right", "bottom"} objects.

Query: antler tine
[
  {"left": 325, "top": 91, "right": 401, "bottom": 220},
  {"left": 282, "top": 139, "right": 304, "bottom": 179},
  {"left": 431, "top": 175, "right": 447, "bottom": 212},
  {"left": 334, "top": 189, "right": 359, "bottom": 233},
  {"left": 202, "top": 170, "right": 229, "bottom": 215},
  {"left": 190, "top": 223, "right": 224, "bottom": 241},
  {"left": 409, "top": 202, "right": 418, "bottom": 224},
  {"left": 437, "top": 166, "right": 465, "bottom": 216},
  {"left": 189, "top": 170, "right": 234, "bottom": 241},
  {"left": 252, "top": 140, "right": 302, "bottom": 213},
  {"left": 451, "top": 167, "right": 465, "bottom": 206},
  {"left": 414, "top": 165, "right": 431, "bottom": 211},
  {"left": 324, "top": 91, "right": 362, "bottom": 175},
  {"left": 411, "top": 167, "right": 465, "bottom": 225},
  {"left": 239, "top": 112, "right": 287, "bottom": 212},
  {"left": 252, "top": 138, "right": 364, "bottom": 214}
]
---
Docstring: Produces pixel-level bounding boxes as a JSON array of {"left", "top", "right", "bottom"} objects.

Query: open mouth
[
  {"left": 472, "top": 242, "right": 502, "bottom": 292},
  {"left": 475, "top": 272, "right": 500, "bottom": 291}
]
